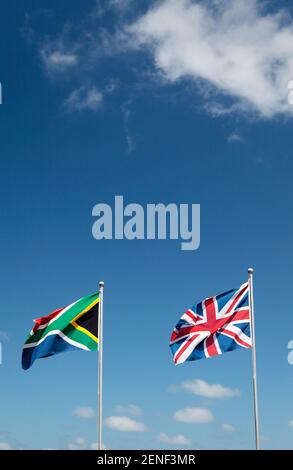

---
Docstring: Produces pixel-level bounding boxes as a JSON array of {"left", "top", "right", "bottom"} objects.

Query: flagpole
[
  {"left": 98, "top": 281, "right": 104, "bottom": 450},
  {"left": 248, "top": 268, "right": 260, "bottom": 450}
]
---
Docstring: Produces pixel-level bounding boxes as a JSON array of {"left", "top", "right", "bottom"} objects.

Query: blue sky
[{"left": 1, "top": 0, "right": 293, "bottom": 450}]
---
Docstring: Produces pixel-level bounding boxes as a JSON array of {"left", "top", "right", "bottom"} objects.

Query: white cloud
[
  {"left": 68, "top": 437, "right": 86, "bottom": 450},
  {"left": 182, "top": 379, "right": 240, "bottom": 399},
  {"left": 105, "top": 416, "right": 147, "bottom": 432},
  {"left": 222, "top": 423, "right": 236, "bottom": 433},
  {"left": 227, "top": 131, "right": 244, "bottom": 144},
  {"left": 157, "top": 432, "right": 191, "bottom": 446},
  {"left": 64, "top": 86, "right": 103, "bottom": 112},
  {"left": 288, "top": 420, "right": 293, "bottom": 428},
  {"left": 73, "top": 406, "right": 95, "bottom": 419},
  {"left": 0, "top": 442, "right": 12, "bottom": 450},
  {"left": 115, "top": 404, "right": 143, "bottom": 417},
  {"left": 174, "top": 407, "right": 213, "bottom": 423},
  {"left": 128, "top": 0, "right": 293, "bottom": 117},
  {"left": 95, "top": 0, "right": 132, "bottom": 16},
  {"left": 40, "top": 44, "right": 78, "bottom": 73}
]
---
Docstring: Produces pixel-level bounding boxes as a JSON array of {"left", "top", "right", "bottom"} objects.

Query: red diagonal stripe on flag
[
  {"left": 32, "top": 308, "right": 63, "bottom": 333},
  {"left": 225, "top": 284, "right": 248, "bottom": 315},
  {"left": 205, "top": 334, "right": 219, "bottom": 357},
  {"left": 174, "top": 334, "right": 200, "bottom": 364},
  {"left": 220, "top": 327, "right": 251, "bottom": 348}
]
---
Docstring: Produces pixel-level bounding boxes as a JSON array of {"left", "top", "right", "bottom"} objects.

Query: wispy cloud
[
  {"left": 21, "top": 13, "right": 35, "bottom": 43},
  {"left": 105, "top": 416, "right": 147, "bottom": 432},
  {"left": 121, "top": 100, "right": 136, "bottom": 153},
  {"left": 115, "top": 404, "right": 142, "bottom": 417},
  {"left": 169, "top": 379, "right": 240, "bottom": 399},
  {"left": 40, "top": 36, "right": 79, "bottom": 74},
  {"left": 127, "top": 0, "right": 293, "bottom": 118},
  {"left": 288, "top": 420, "right": 293, "bottom": 428},
  {"left": 157, "top": 432, "right": 191, "bottom": 446},
  {"left": 181, "top": 379, "right": 240, "bottom": 399},
  {"left": 73, "top": 406, "right": 95, "bottom": 419},
  {"left": 222, "top": 423, "right": 236, "bottom": 433},
  {"left": 64, "top": 86, "right": 103, "bottom": 112},
  {"left": 33, "top": 0, "right": 293, "bottom": 120},
  {"left": 41, "top": 49, "right": 78, "bottom": 72},
  {"left": 67, "top": 436, "right": 86, "bottom": 450},
  {"left": 109, "top": 0, "right": 133, "bottom": 10},
  {"left": 174, "top": 407, "right": 213, "bottom": 424},
  {"left": 95, "top": 0, "right": 133, "bottom": 15},
  {"left": 227, "top": 131, "right": 244, "bottom": 144}
]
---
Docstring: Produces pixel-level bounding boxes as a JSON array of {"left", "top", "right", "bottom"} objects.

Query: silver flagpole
[
  {"left": 248, "top": 268, "right": 260, "bottom": 450},
  {"left": 98, "top": 281, "right": 104, "bottom": 450}
]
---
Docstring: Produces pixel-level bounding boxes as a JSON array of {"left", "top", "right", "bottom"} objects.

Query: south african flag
[{"left": 22, "top": 292, "right": 99, "bottom": 370}]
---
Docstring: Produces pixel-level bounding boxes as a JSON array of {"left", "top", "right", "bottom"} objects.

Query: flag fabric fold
[
  {"left": 22, "top": 292, "right": 99, "bottom": 370},
  {"left": 170, "top": 282, "right": 251, "bottom": 365}
]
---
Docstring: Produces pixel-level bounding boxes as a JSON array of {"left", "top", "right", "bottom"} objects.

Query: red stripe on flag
[
  {"left": 171, "top": 326, "right": 194, "bottom": 342},
  {"left": 184, "top": 310, "right": 200, "bottom": 323},
  {"left": 220, "top": 328, "right": 251, "bottom": 348},
  {"left": 205, "top": 334, "right": 218, "bottom": 357},
  {"left": 229, "top": 308, "right": 250, "bottom": 322},
  {"left": 204, "top": 297, "right": 217, "bottom": 322},
  {"left": 225, "top": 285, "right": 248, "bottom": 315},
  {"left": 174, "top": 334, "right": 199, "bottom": 364},
  {"left": 32, "top": 308, "right": 63, "bottom": 333}
]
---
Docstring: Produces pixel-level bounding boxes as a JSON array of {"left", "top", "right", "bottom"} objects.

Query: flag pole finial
[
  {"left": 99, "top": 281, "right": 105, "bottom": 289},
  {"left": 248, "top": 267, "right": 254, "bottom": 274}
]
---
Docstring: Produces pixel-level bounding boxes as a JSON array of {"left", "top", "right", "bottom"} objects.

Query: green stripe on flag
[{"left": 25, "top": 292, "right": 99, "bottom": 349}]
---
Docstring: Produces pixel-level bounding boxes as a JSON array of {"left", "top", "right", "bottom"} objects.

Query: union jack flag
[{"left": 170, "top": 282, "right": 251, "bottom": 365}]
